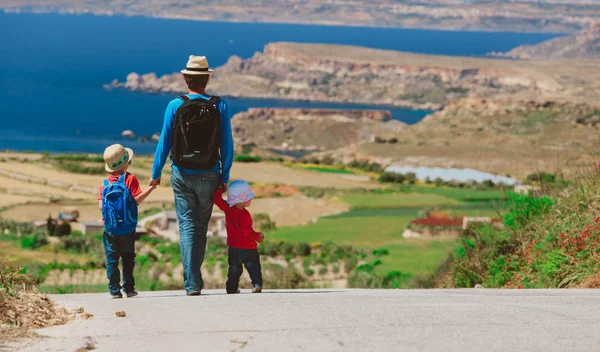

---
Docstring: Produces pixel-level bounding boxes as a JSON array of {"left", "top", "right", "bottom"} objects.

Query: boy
[
  {"left": 98, "top": 144, "right": 156, "bottom": 299},
  {"left": 213, "top": 180, "right": 265, "bottom": 294}
]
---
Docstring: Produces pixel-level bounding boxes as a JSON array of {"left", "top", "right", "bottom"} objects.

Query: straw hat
[
  {"left": 103, "top": 144, "right": 134, "bottom": 173},
  {"left": 181, "top": 55, "right": 214, "bottom": 75}
]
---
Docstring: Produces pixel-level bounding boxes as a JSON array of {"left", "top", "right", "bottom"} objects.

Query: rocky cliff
[
  {"left": 501, "top": 22, "right": 600, "bottom": 59},
  {"left": 231, "top": 108, "right": 402, "bottom": 154},
  {"left": 107, "top": 42, "right": 600, "bottom": 109}
]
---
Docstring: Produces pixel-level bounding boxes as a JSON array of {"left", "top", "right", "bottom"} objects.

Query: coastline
[{"left": 0, "top": 8, "right": 578, "bottom": 34}]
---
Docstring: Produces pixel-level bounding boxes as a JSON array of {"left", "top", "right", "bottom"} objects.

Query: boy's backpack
[
  {"left": 171, "top": 95, "right": 221, "bottom": 170},
  {"left": 101, "top": 173, "right": 138, "bottom": 236}
]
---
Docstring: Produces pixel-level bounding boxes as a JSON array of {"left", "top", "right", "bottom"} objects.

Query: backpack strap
[
  {"left": 103, "top": 179, "right": 110, "bottom": 188},
  {"left": 178, "top": 95, "right": 191, "bottom": 102},
  {"left": 208, "top": 96, "right": 220, "bottom": 106},
  {"left": 118, "top": 173, "right": 128, "bottom": 184}
]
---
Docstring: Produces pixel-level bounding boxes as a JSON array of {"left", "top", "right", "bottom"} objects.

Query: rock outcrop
[
  {"left": 500, "top": 22, "right": 600, "bottom": 60},
  {"left": 106, "top": 42, "right": 600, "bottom": 109},
  {"left": 231, "top": 108, "right": 403, "bottom": 154}
]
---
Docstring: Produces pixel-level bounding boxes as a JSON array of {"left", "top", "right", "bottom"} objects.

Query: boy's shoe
[
  {"left": 125, "top": 290, "right": 138, "bottom": 298},
  {"left": 110, "top": 292, "right": 123, "bottom": 299},
  {"left": 252, "top": 286, "right": 262, "bottom": 293},
  {"left": 186, "top": 290, "right": 201, "bottom": 296}
]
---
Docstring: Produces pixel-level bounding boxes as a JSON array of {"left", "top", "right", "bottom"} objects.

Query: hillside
[
  {"left": 232, "top": 108, "right": 403, "bottom": 155},
  {"left": 502, "top": 22, "right": 600, "bottom": 59},
  {"left": 321, "top": 98, "right": 600, "bottom": 179},
  {"left": 3, "top": 0, "right": 600, "bottom": 32},
  {"left": 108, "top": 42, "right": 600, "bottom": 109}
]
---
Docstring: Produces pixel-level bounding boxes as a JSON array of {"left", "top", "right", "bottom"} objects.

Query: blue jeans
[
  {"left": 170, "top": 169, "right": 220, "bottom": 293},
  {"left": 227, "top": 247, "right": 263, "bottom": 293},
  {"left": 103, "top": 232, "right": 136, "bottom": 295}
]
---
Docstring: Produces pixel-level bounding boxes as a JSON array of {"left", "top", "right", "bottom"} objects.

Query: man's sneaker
[
  {"left": 125, "top": 290, "right": 138, "bottom": 298},
  {"left": 252, "top": 286, "right": 262, "bottom": 293},
  {"left": 186, "top": 290, "right": 201, "bottom": 296},
  {"left": 110, "top": 292, "right": 123, "bottom": 299},
  {"left": 227, "top": 290, "right": 241, "bottom": 294}
]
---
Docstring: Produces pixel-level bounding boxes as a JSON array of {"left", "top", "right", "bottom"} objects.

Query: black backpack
[{"left": 171, "top": 95, "right": 221, "bottom": 170}]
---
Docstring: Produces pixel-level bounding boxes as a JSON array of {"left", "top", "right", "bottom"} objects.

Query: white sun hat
[
  {"left": 227, "top": 180, "right": 256, "bottom": 206},
  {"left": 103, "top": 144, "right": 134, "bottom": 173},
  {"left": 181, "top": 55, "right": 214, "bottom": 75}
]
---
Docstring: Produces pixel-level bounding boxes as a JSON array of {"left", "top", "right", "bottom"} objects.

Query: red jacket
[{"left": 213, "top": 189, "right": 261, "bottom": 249}]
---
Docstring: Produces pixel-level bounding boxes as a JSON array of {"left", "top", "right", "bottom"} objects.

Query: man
[{"left": 150, "top": 55, "right": 233, "bottom": 296}]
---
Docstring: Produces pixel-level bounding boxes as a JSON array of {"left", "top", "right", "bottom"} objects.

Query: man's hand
[
  {"left": 218, "top": 179, "right": 227, "bottom": 191},
  {"left": 149, "top": 178, "right": 161, "bottom": 188},
  {"left": 257, "top": 233, "right": 265, "bottom": 243}
]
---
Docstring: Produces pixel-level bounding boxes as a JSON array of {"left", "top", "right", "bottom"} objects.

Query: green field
[
  {"left": 408, "top": 186, "right": 509, "bottom": 202},
  {"left": 269, "top": 185, "right": 508, "bottom": 281},
  {"left": 339, "top": 192, "right": 460, "bottom": 209}
]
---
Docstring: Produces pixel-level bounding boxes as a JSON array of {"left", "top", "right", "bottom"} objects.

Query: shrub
[
  {"left": 293, "top": 242, "right": 311, "bottom": 256},
  {"left": 46, "top": 215, "right": 56, "bottom": 235},
  {"left": 0, "top": 263, "right": 36, "bottom": 295},
  {"left": 253, "top": 213, "right": 276, "bottom": 232},
  {"left": 234, "top": 155, "right": 262, "bottom": 163},
  {"left": 303, "top": 267, "right": 315, "bottom": 276},
  {"left": 372, "top": 248, "right": 390, "bottom": 257},
  {"left": 503, "top": 192, "right": 553, "bottom": 229},
  {"left": 388, "top": 138, "right": 399, "bottom": 144},
  {"left": 20, "top": 233, "right": 49, "bottom": 250},
  {"left": 54, "top": 222, "right": 72, "bottom": 237},
  {"left": 331, "top": 264, "right": 340, "bottom": 274},
  {"left": 343, "top": 257, "right": 358, "bottom": 273},
  {"left": 318, "top": 267, "right": 328, "bottom": 275},
  {"left": 259, "top": 240, "right": 283, "bottom": 257}
]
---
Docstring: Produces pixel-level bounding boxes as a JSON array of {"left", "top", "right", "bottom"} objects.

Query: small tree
[
  {"left": 46, "top": 215, "right": 56, "bottom": 236},
  {"left": 54, "top": 221, "right": 72, "bottom": 237}
]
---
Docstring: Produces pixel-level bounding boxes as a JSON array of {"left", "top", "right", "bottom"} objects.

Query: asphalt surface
[{"left": 7, "top": 289, "right": 600, "bottom": 352}]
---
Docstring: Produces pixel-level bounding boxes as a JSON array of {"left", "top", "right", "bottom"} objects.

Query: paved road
[{"left": 9, "top": 289, "right": 600, "bottom": 351}]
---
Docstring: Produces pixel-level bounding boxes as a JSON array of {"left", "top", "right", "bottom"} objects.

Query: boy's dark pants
[
  {"left": 103, "top": 232, "right": 136, "bottom": 295},
  {"left": 226, "top": 247, "right": 262, "bottom": 293}
]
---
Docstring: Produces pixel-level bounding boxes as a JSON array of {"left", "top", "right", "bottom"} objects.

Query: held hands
[
  {"left": 149, "top": 178, "right": 161, "bottom": 188},
  {"left": 217, "top": 179, "right": 227, "bottom": 191},
  {"left": 257, "top": 233, "right": 265, "bottom": 243}
]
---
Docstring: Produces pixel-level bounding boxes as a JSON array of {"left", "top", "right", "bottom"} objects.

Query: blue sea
[{"left": 0, "top": 13, "right": 560, "bottom": 154}]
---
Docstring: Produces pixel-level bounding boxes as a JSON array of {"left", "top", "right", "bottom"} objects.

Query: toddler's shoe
[
  {"left": 110, "top": 292, "right": 123, "bottom": 299},
  {"left": 252, "top": 286, "right": 262, "bottom": 293},
  {"left": 186, "top": 290, "right": 202, "bottom": 296}
]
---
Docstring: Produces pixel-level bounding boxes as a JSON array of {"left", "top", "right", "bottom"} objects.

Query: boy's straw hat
[
  {"left": 181, "top": 55, "right": 214, "bottom": 75},
  {"left": 103, "top": 144, "right": 134, "bottom": 173},
  {"left": 227, "top": 180, "right": 256, "bottom": 206}
]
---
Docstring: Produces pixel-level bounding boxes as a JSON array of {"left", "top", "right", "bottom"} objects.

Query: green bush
[
  {"left": 372, "top": 248, "right": 390, "bottom": 257},
  {"left": 20, "top": 233, "right": 49, "bottom": 250},
  {"left": 293, "top": 242, "right": 311, "bottom": 256},
  {"left": 344, "top": 257, "right": 358, "bottom": 273},
  {"left": 303, "top": 267, "right": 315, "bottom": 276},
  {"left": 234, "top": 155, "right": 262, "bottom": 163},
  {"left": 503, "top": 192, "right": 553, "bottom": 229},
  {"left": 254, "top": 213, "right": 277, "bottom": 232}
]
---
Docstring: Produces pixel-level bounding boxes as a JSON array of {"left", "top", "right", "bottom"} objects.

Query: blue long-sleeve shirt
[{"left": 151, "top": 94, "right": 233, "bottom": 183}]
